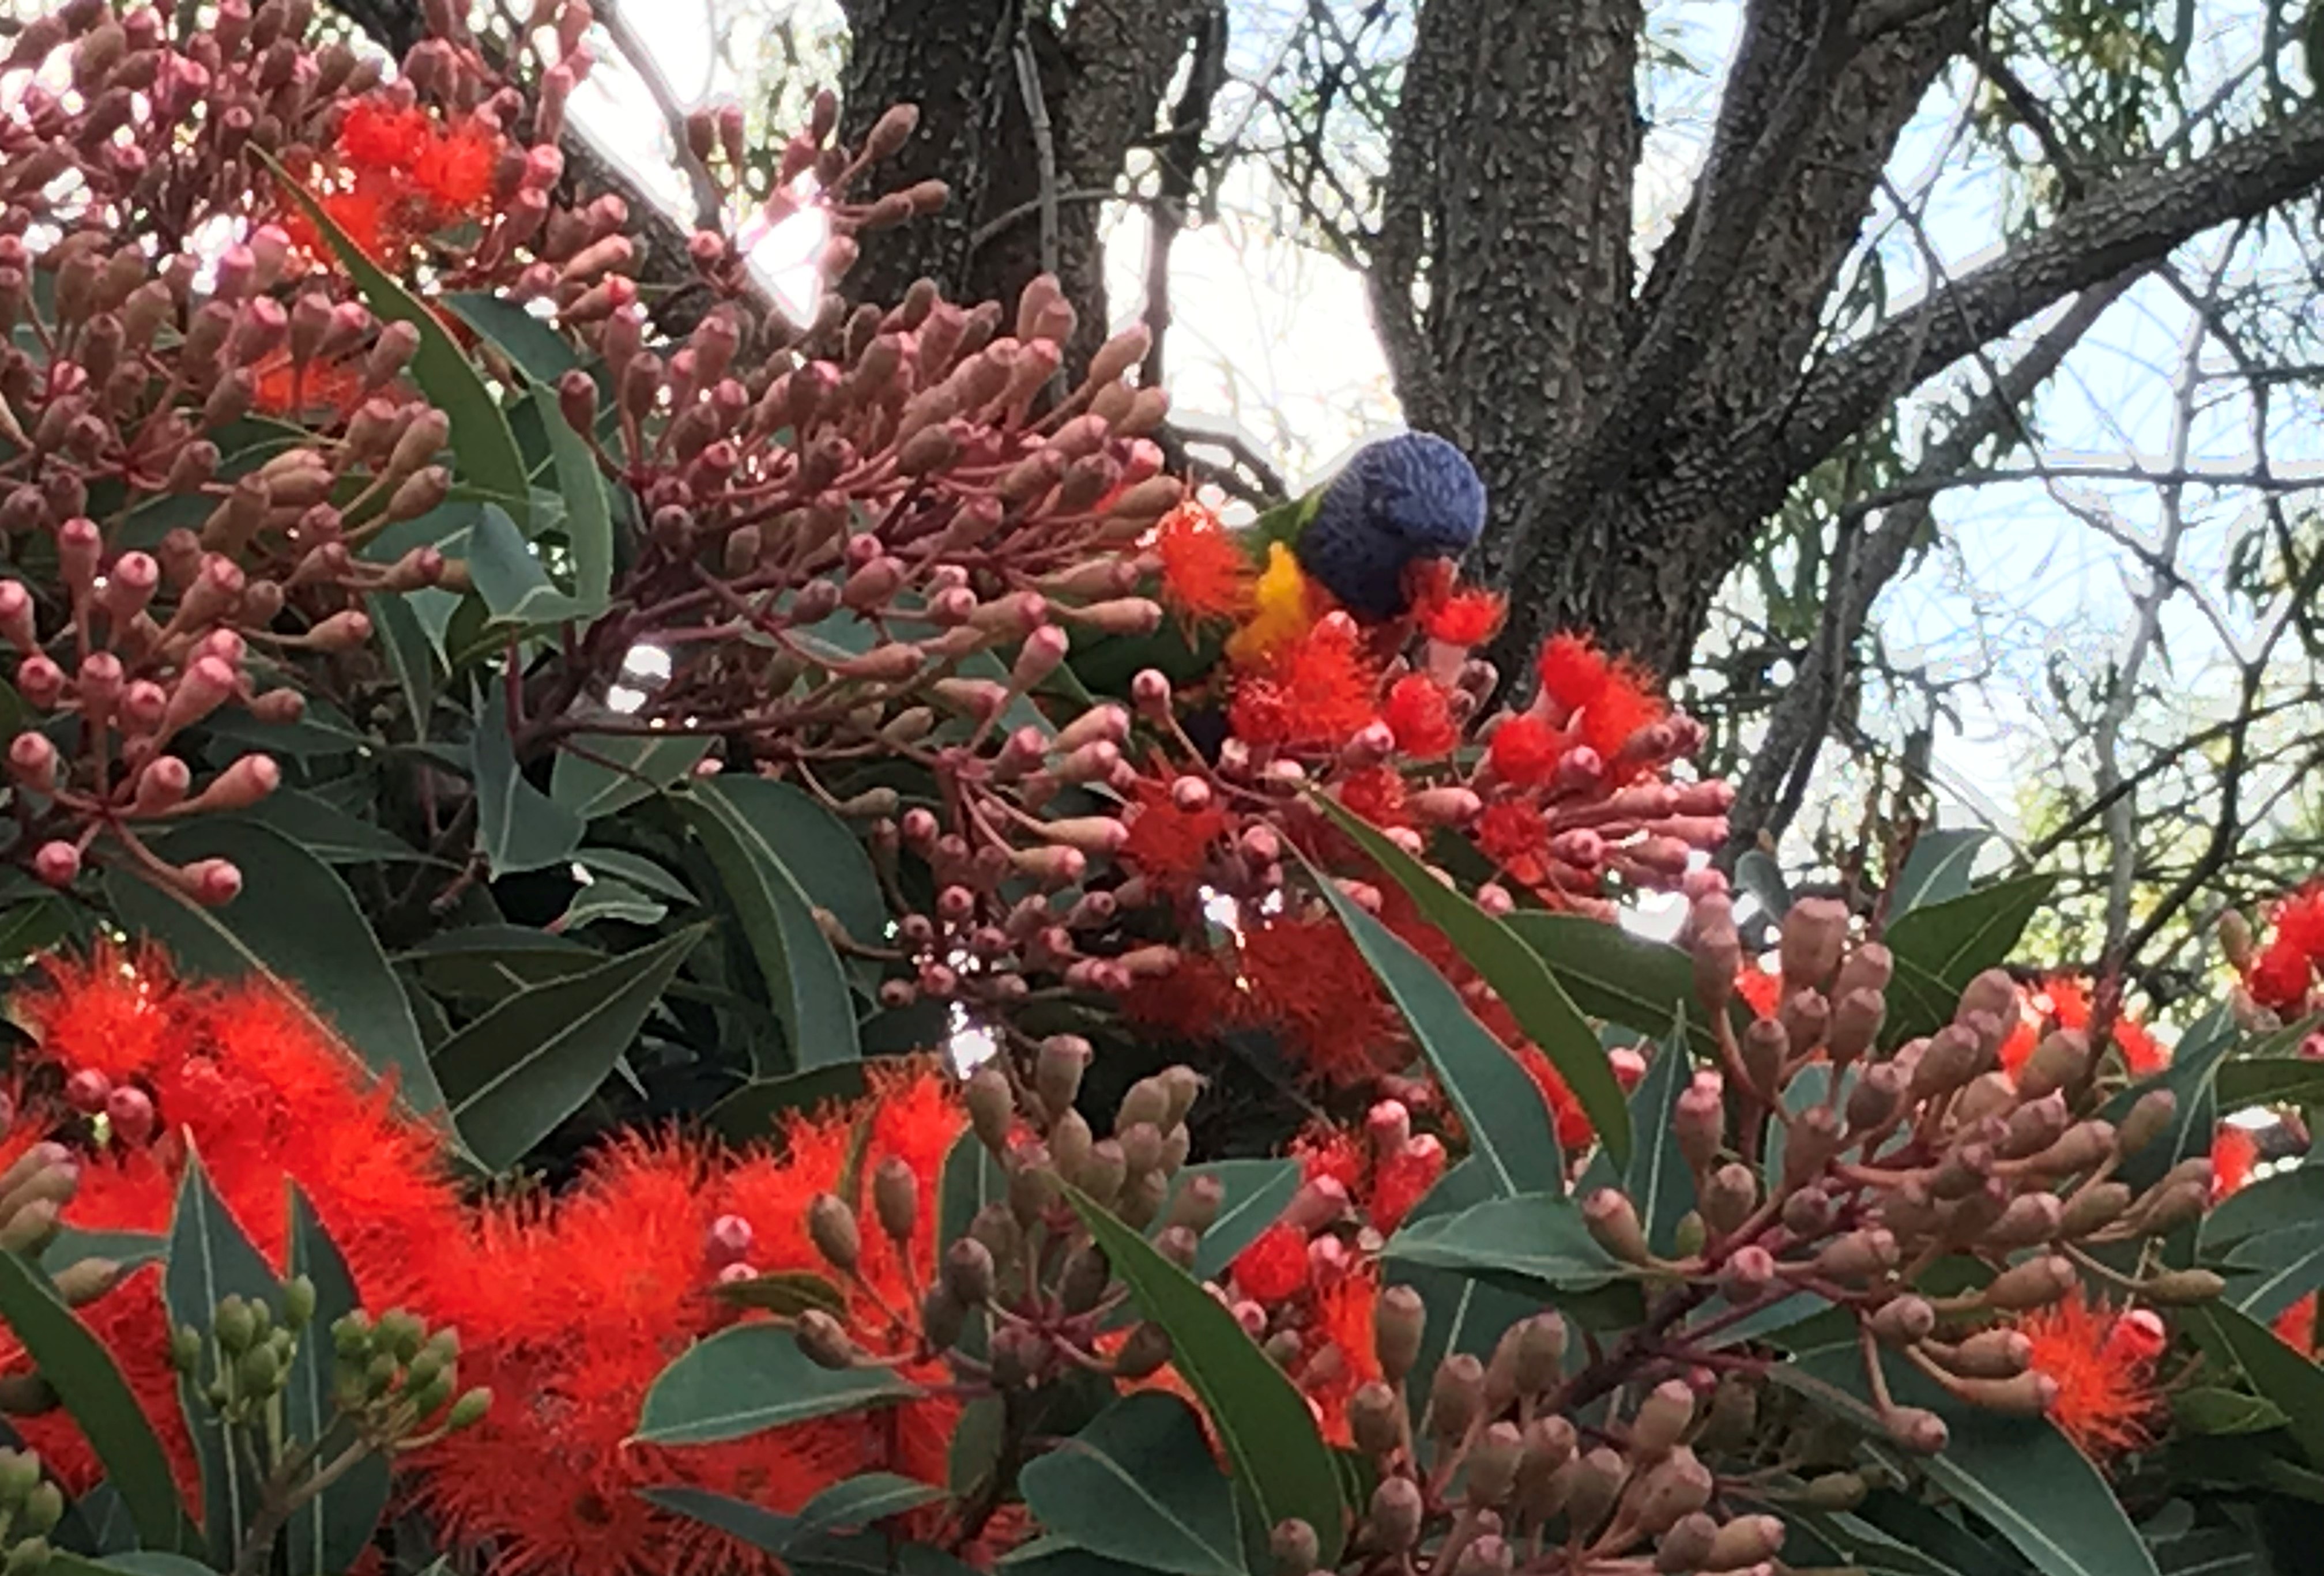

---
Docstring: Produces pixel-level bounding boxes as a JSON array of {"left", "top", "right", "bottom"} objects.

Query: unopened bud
[
  {"left": 806, "top": 1194, "right": 860, "bottom": 1272},
  {"left": 1583, "top": 1188, "right": 1649, "bottom": 1265}
]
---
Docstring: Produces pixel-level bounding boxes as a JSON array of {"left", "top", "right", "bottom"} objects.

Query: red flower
[
  {"left": 1487, "top": 715, "right": 1562, "bottom": 787},
  {"left": 1410, "top": 563, "right": 1505, "bottom": 647},
  {"left": 1227, "top": 619, "right": 1376, "bottom": 751},
  {"left": 2018, "top": 1289, "right": 2162, "bottom": 1457},
  {"left": 1293, "top": 1123, "right": 1366, "bottom": 1197},
  {"left": 1336, "top": 765, "right": 1411, "bottom": 828},
  {"left": 1236, "top": 914, "right": 1402, "bottom": 1086},
  {"left": 1300, "top": 1272, "right": 1384, "bottom": 1447},
  {"left": 1120, "top": 952, "right": 1246, "bottom": 1045},
  {"left": 2213, "top": 1123, "right": 2260, "bottom": 1199},
  {"left": 1577, "top": 662, "right": 1666, "bottom": 763},
  {"left": 1536, "top": 633, "right": 1610, "bottom": 712},
  {"left": 2250, "top": 939, "right": 2312, "bottom": 1012},
  {"left": 1734, "top": 966, "right": 1781, "bottom": 1020},
  {"left": 1474, "top": 800, "right": 1550, "bottom": 884},
  {"left": 1152, "top": 502, "right": 1253, "bottom": 621},
  {"left": 2275, "top": 881, "right": 2324, "bottom": 957},
  {"left": 2276, "top": 1294, "right": 2318, "bottom": 1355},
  {"left": 1370, "top": 1140, "right": 1445, "bottom": 1234},
  {"left": 2039, "top": 976, "right": 2167, "bottom": 1077},
  {"left": 1383, "top": 674, "right": 1458, "bottom": 758},
  {"left": 1120, "top": 778, "right": 1230, "bottom": 887},
  {"left": 1233, "top": 1222, "right": 1311, "bottom": 1302}
]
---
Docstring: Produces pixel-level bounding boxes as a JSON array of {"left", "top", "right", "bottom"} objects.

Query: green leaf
[
  {"left": 2102, "top": 1002, "right": 2241, "bottom": 1194},
  {"left": 634, "top": 1324, "right": 920, "bottom": 1446},
  {"left": 1301, "top": 853, "right": 1562, "bottom": 1196},
  {"left": 574, "top": 848, "right": 697, "bottom": 904},
  {"left": 282, "top": 1188, "right": 391, "bottom": 1576},
  {"left": 437, "top": 925, "right": 706, "bottom": 1170},
  {"left": 0, "top": 899, "right": 76, "bottom": 968},
  {"left": 441, "top": 293, "right": 581, "bottom": 382},
  {"left": 47, "top": 1555, "right": 219, "bottom": 1576},
  {"left": 101, "top": 821, "right": 442, "bottom": 1114},
  {"left": 2223, "top": 1221, "right": 2324, "bottom": 1321},
  {"left": 2172, "top": 1385, "right": 2292, "bottom": 1437},
  {"left": 2218, "top": 1057, "right": 2324, "bottom": 1110},
  {"left": 637, "top": 1487, "right": 795, "bottom": 1554},
  {"left": 939, "top": 1130, "right": 1010, "bottom": 1254},
  {"left": 1164, "top": 1159, "right": 1300, "bottom": 1283},
  {"left": 0, "top": 1253, "right": 189, "bottom": 1552},
  {"left": 1734, "top": 850, "right": 1791, "bottom": 920},
  {"left": 472, "top": 695, "right": 587, "bottom": 876},
  {"left": 269, "top": 164, "right": 528, "bottom": 522},
  {"left": 2205, "top": 1163, "right": 2324, "bottom": 1254},
  {"left": 551, "top": 733, "right": 712, "bottom": 820},
  {"left": 466, "top": 503, "right": 585, "bottom": 628},
  {"left": 2186, "top": 1302, "right": 2324, "bottom": 1470},
  {"left": 1380, "top": 1193, "right": 1624, "bottom": 1291},
  {"left": 1019, "top": 1394, "right": 1242, "bottom": 1576},
  {"left": 1782, "top": 1342, "right": 2158, "bottom": 1576},
  {"left": 367, "top": 592, "right": 438, "bottom": 740},
  {"left": 162, "top": 1151, "right": 279, "bottom": 1566},
  {"left": 42, "top": 1229, "right": 165, "bottom": 1274},
  {"left": 728, "top": 779, "right": 890, "bottom": 966},
  {"left": 1503, "top": 912, "right": 1724, "bottom": 1057},
  {"left": 1882, "top": 873, "right": 2052, "bottom": 1009},
  {"left": 558, "top": 878, "right": 669, "bottom": 931},
  {"left": 1310, "top": 794, "right": 1628, "bottom": 1164},
  {"left": 792, "top": 1473, "right": 946, "bottom": 1543},
  {"left": 1580, "top": 1017, "right": 1696, "bottom": 1255},
  {"left": 1888, "top": 828, "right": 1996, "bottom": 913},
  {"left": 1063, "top": 1185, "right": 1346, "bottom": 1565},
  {"left": 1382, "top": 1160, "right": 1543, "bottom": 1414},
  {"left": 679, "top": 778, "right": 862, "bottom": 1073},
  {"left": 397, "top": 925, "right": 601, "bottom": 1000},
  {"left": 711, "top": 1270, "right": 849, "bottom": 1318},
  {"left": 233, "top": 789, "right": 437, "bottom": 866}
]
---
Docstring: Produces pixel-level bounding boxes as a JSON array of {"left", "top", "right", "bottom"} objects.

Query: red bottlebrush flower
[
  {"left": 2274, "top": 881, "right": 2324, "bottom": 958},
  {"left": 412, "top": 123, "right": 499, "bottom": 212},
  {"left": 1336, "top": 764, "right": 1411, "bottom": 828},
  {"left": 1293, "top": 1123, "right": 1366, "bottom": 1197},
  {"left": 1383, "top": 674, "right": 1458, "bottom": 758},
  {"left": 1237, "top": 914, "right": 1402, "bottom": 1086},
  {"left": 1120, "top": 951, "right": 1246, "bottom": 1045},
  {"left": 2276, "top": 1294, "right": 2318, "bottom": 1355},
  {"left": 1370, "top": 1141, "right": 1446, "bottom": 1234},
  {"left": 1410, "top": 563, "right": 1505, "bottom": 647},
  {"left": 1120, "top": 778, "right": 1230, "bottom": 887},
  {"left": 340, "top": 100, "right": 432, "bottom": 168},
  {"left": 1474, "top": 800, "right": 1550, "bottom": 884},
  {"left": 2040, "top": 977, "right": 2167, "bottom": 1077},
  {"left": 1577, "top": 661, "right": 1666, "bottom": 764},
  {"left": 1487, "top": 714, "right": 1563, "bottom": 787},
  {"left": 250, "top": 350, "right": 368, "bottom": 418},
  {"left": 2249, "top": 938, "right": 2312, "bottom": 1012},
  {"left": 1536, "top": 632, "right": 1610, "bottom": 712},
  {"left": 1300, "top": 1272, "right": 1385, "bottom": 1448},
  {"left": 2213, "top": 1122, "right": 2260, "bottom": 1200},
  {"left": 1232, "top": 1222, "right": 1312, "bottom": 1303},
  {"left": 1152, "top": 502, "right": 1253, "bottom": 622},
  {"left": 1734, "top": 966, "right": 1781, "bottom": 1020},
  {"left": 2018, "top": 1288, "right": 2162, "bottom": 1458},
  {"left": 1515, "top": 1046, "right": 1598, "bottom": 1153},
  {"left": 1227, "top": 619, "right": 1377, "bottom": 751}
]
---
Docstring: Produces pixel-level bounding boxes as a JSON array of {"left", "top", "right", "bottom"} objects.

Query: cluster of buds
[
  {"left": 785, "top": 1044, "right": 1204, "bottom": 1401},
  {"left": 1572, "top": 892, "right": 2218, "bottom": 1457},
  {"left": 321, "top": 1306, "right": 491, "bottom": 1445},
  {"left": 0, "top": 1141, "right": 141, "bottom": 1423},
  {"left": 0, "top": 1445, "right": 66, "bottom": 1576}
]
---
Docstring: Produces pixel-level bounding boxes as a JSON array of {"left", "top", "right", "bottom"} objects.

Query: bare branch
[{"left": 595, "top": 0, "right": 725, "bottom": 231}]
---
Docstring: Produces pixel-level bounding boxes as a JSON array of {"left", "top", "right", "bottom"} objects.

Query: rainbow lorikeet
[{"left": 1290, "top": 431, "right": 1486, "bottom": 621}]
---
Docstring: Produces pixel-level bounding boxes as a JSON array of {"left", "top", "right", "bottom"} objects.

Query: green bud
[
  {"left": 238, "top": 1343, "right": 281, "bottom": 1396},
  {"left": 0, "top": 1449, "right": 39, "bottom": 1503},
  {"left": 1802, "top": 1471, "right": 1867, "bottom": 1511},
  {"left": 20, "top": 1483, "right": 62, "bottom": 1539},
  {"left": 379, "top": 1310, "right": 424, "bottom": 1364},
  {"left": 282, "top": 1276, "right": 317, "bottom": 1330},
  {"left": 5, "top": 1537, "right": 48, "bottom": 1576},
  {"left": 365, "top": 1351, "right": 399, "bottom": 1398},
  {"left": 403, "top": 1351, "right": 444, "bottom": 1394},
  {"left": 213, "top": 1296, "right": 256, "bottom": 1356},
  {"left": 167, "top": 1321, "right": 202, "bottom": 1374},
  {"left": 331, "top": 1313, "right": 372, "bottom": 1359},
  {"left": 447, "top": 1388, "right": 491, "bottom": 1431}
]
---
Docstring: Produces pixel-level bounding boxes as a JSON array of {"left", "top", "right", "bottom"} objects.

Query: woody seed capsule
[
  {"left": 1346, "top": 1381, "right": 1403, "bottom": 1457},
  {"left": 1374, "top": 1284, "right": 1426, "bottom": 1381},
  {"left": 2058, "top": 1181, "right": 2133, "bottom": 1238},
  {"left": 2017, "top": 1030, "right": 2092, "bottom": 1100},
  {"left": 1368, "top": 1478, "right": 1423, "bottom": 1552},
  {"left": 1583, "top": 1188, "right": 1651, "bottom": 1265},
  {"left": 1427, "top": 1353, "right": 1486, "bottom": 1441},
  {"left": 2115, "top": 1089, "right": 2177, "bottom": 1156},
  {"left": 1630, "top": 1379, "right": 1695, "bottom": 1459},
  {"left": 807, "top": 1195, "right": 860, "bottom": 1272},
  {"left": 1984, "top": 1254, "right": 2077, "bottom": 1310}
]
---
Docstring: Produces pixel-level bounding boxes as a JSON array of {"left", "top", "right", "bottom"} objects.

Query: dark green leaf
[
  {"left": 0, "top": 899, "right": 74, "bottom": 968},
  {"left": 574, "top": 848, "right": 696, "bottom": 904},
  {"left": 441, "top": 293, "right": 581, "bottom": 381},
  {"left": 1163, "top": 1160, "right": 1299, "bottom": 1283},
  {"left": 163, "top": 1151, "right": 279, "bottom": 1566},
  {"left": 1019, "top": 1394, "right": 1242, "bottom": 1576},
  {"left": 792, "top": 1473, "right": 946, "bottom": 1543},
  {"left": 2186, "top": 1303, "right": 2324, "bottom": 1470},
  {"left": 711, "top": 1270, "right": 848, "bottom": 1318},
  {"left": 1587, "top": 1017, "right": 1696, "bottom": 1255},
  {"left": 1781, "top": 1342, "right": 2157, "bottom": 1576},
  {"left": 233, "top": 790, "right": 437, "bottom": 866},
  {"left": 0, "top": 1254, "right": 189, "bottom": 1551},
  {"left": 101, "top": 821, "right": 442, "bottom": 1114},
  {"left": 1063, "top": 1185, "right": 1346, "bottom": 1565},
  {"left": 1301, "top": 854, "right": 1562, "bottom": 1196},
  {"left": 473, "top": 696, "right": 586, "bottom": 877},
  {"left": 558, "top": 878, "right": 668, "bottom": 931},
  {"left": 283, "top": 1188, "right": 391, "bottom": 1576},
  {"left": 1383, "top": 1160, "right": 1545, "bottom": 1413},
  {"left": 728, "top": 780, "right": 889, "bottom": 966},
  {"left": 2103, "top": 1002, "right": 2241, "bottom": 1194},
  {"left": 270, "top": 164, "right": 528, "bottom": 521},
  {"left": 1380, "top": 1193, "right": 1623, "bottom": 1291},
  {"left": 2172, "top": 1386, "right": 2292, "bottom": 1437},
  {"left": 1734, "top": 850, "right": 1791, "bottom": 919},
  {"left": 679, "top": 778, "right": 862, "bottom": 1072},
  {"left": 637, "top": 1487, "right": 795, "bottom": 1554},
  {"left": 939, "top": 1130, "right": 1009, "bottom": 1255},
  {"left": 367, "top": 593, "right": 437, "bottom": 740},
  {"left": 2218, "top": 1057, "right": 2324, "bottom": 1110},
  {"left": 41, "top": 1230, "right": 164, "bottom": 1274},
  {"left": 467, "top": 503, "right": 585, "bottom": 628},
  {"left": 1888, "top": 829, "right": 1996, "bottom": 913},
  {"left": 2204, "top": 1162, "right": 2324, "bottom": 1254},
  {"left": 1310, "top": 795, "right": 1627, "bottom": 1164},
  {"left": 397, "top": 925, "right": 601, "bottom": 1000},
  {"left": 1883, "top": 873, "right": 2052, "bottom": 1001},
  {"left": 551, "top": 733, "right": 713, "bottom": 820},
  {"left": 438, "top": 925, "right": 706, "bottom": 1170},
  {"left": 47, "top": 1555, "right": 219, "bottom": 1576},
  {"left": 2223, "top": 1221, "right": 2324, "bottom": 1321},
  {"left": 1504, "top": 912, "right": 1727, "bottom": 1059},
  {"left": 708, "top": 1064, "right": 871, "bottom": 1145},
  {"left": 635, "top": 1325, "right": 919, "bottom": 1446}
]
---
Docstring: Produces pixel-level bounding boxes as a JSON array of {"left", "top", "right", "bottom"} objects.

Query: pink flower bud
[
  {"left": 6, "top": 733, "right": 57, "bottom": 792},
  {"left": 0, "top": 582, "right": 36, "bottom": 653},
  {"left": 57, "top": 516, "right": 101, "bottom": 602},
  {"left": 133, "top": 755, "right": 191, "bottom": 815},
  {"left": 705, "top": 1214, "right": 754, "bottom": 1268},
  {"left": 1410, "top": 787, "right": 1481, "bottom": 826},
  {"left": 65, "top": 1068, "right": 111, "bottom": 1113},
  {"left": 1609, "top": 1045, "right": 1649, "bottom": 1089},
  {"left": 32, "top": 839, "right": 80, "bottom": 888},
  {"left": 1476, "top": 883, "right": 1515, "bottom": 917},
  {"left": 1053, "top": 702, "right": 1129, "bottom": 754},
  {"left": 160, "top": 655, "right": 237, "bottom": 737},
  {"left": 186, "top": 753, "right": 280, "bottom": 814},
  {"left": 247, "top": 689, "right": 305, "bottom": 725},
  {"left": 1131, "top": 668, "right": 1172, "bottom": 719},
  {"left": 184, "top": 858, "right": 243, "bottom": 906},
  {"left": 1367, "top": 1100, "right": 1411, "bottom": 1153},
  {"left": 303, "top": 609, "right": 372, "bottom": 653},
  {"left": 105, "top": 1085, "right": 155, "bottom": 1145},
  {"left": 1287, "top": 1176, "right": 1350, "bottom": 1232},
  {"left": 77, "top": 651, "right": 122, "bottom": 714},
  {"left": 15, "top": 656, "right": 62, "bottom": 710},
  {"left": 101, "top": 551, "right": 160, "bottom": 624},
  {"left": 119, "top": 680, "right": 167, "bottom": 732}
]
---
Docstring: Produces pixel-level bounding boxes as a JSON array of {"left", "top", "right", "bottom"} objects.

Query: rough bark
[{"left": 837, "top": 0, "right": 1207, "bottom": 374}]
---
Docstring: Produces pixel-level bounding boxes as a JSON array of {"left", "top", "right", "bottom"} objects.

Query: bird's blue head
[{"left": 1293, "top": 432, "right": 1487, "bottom": 620}]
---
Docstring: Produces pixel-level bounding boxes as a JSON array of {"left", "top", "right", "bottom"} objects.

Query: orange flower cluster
[
  {"left": 2018, "top": 1290, "right": 2165, "bottom": 1458},
  {"left": 2242, "top": 883, "right": 2324, "bottom": 1013},
  {"left": 284, "top": 93, "right": 504, "bottom": 264},
  {"left": 0, "top": 949, "right": 966, "bottom": 1576}
]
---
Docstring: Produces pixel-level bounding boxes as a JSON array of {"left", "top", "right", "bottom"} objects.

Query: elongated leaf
[
  {"left": 635, "top": 1324, "right": 918, "bottom": 1446},
  {"left": 438, "top": 925, "right": 706, "bottom": 1169},
  {"left": 551, "top": 733, "right": 711, "bottom": 820},
  {"left": 270, "top": 165, "right": 528, "bottom": 521},
  {"left": 1783, "top": 1341, "right": 2158, "bottom": 1576},
  {"left": 679, "top": 778, "right": 861, "bottom": 1072},
  {"left": 468, "top": 503, "right": 586, "bottom": 628},
  {"left": 1503, "top": 913, "right": 1723, "bottom": 1056},
  {"left": 2222, "top": 1221, "right": 2324, "bottom": 1321},
  {"left": 2103, "top": 1002, "right": 2241, "bottom": 1194},
  {"left": 2218, "top": 1057, "right": 2324, "bottom": 1110},
  {"left": 1888, "top": 829, "right": 1995, "bottom": 913},
  {"left": 574, "top": 848, "right": 696, "bottom": 904},
  {"left": 2186, "top": 1302, "right": 2324, "bottom": 1470},
  {"left": 367, "top": 591, "right": 437, "bottom": 738},
  {"left": 730, "top": 780, "right": 890, "bottom": 966},
  {"left": 283, "top": 1189, "right": 390, "bottom": 1576},
  {"left": 558, "top": 879, "right": 668, "bottom": 931},
  {"left": 1064, "top": 1185, "right": 1345, "bottom": 1564},
  {"left": 2206, "top": 1164, "right": 2324, "bottom": 1255},
  {"left": 1019, "top": 1394, "right": 1242, "bottom": 1576},
  {"left": 235, "top": 790, "right": 436, "bottom": 866},
  {"left": 639, "top": 1487, "right": 796, "bottom": 1553},
  {"left": 397, "top": 925, "right": 601, "bottom": 1000},
  {"left": 1301, "top": 854, "right": 1562, "bottom": 1196},
  {"left": 711, "top": 1270, "right": 848, "bottom": 1318},
  {"left": 2172, "top": 1386, "right": 2292, "bottom": 1437},
  {"left": 0, "top": 1254, "right": 189, "bottom": 1552},
  {"left": 42, "top": 1229, "right": 164, "bottom": 1273},
  {"left": 1383, "top": 1160, "right": 1542, "bottom": 1413},
  {"left": 1882, "top": 873, "right": 2052, "bottom": 995},
  {"left": 1163, "top": 1159, "right": 1300, "bottom": 1283},
  {"left": 1734, "top": 850, "right": 1791, "bottom": 922},
  {"left": 101, "top": 821, "right": 441, "bottom": 1114},
  {"left": 1311, "top": 795, "right": 1627, "bottom": 1163},
  {"left": 442, "top": 293, "right": 582, "bottom": 380},
  {"left": 163, "top": 1152, "right": 280, "bottom": 1566},
  {"left": 792, "top": 1473, "right": 946, "bottom": 1543},
  {"left": 1381, "top": 1193, "right": 1623, "bottom": 1291},
  {"left": 472, "top": 695, "right": 586, "bottom": 877},
  {"left": 1612, "top": 1019, "right": 1695, "bottom": 1254}
]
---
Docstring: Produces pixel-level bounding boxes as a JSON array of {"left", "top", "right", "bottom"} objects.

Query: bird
[{"left": 1290, "top": 431, "right": 1487, "bottom": 621}]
